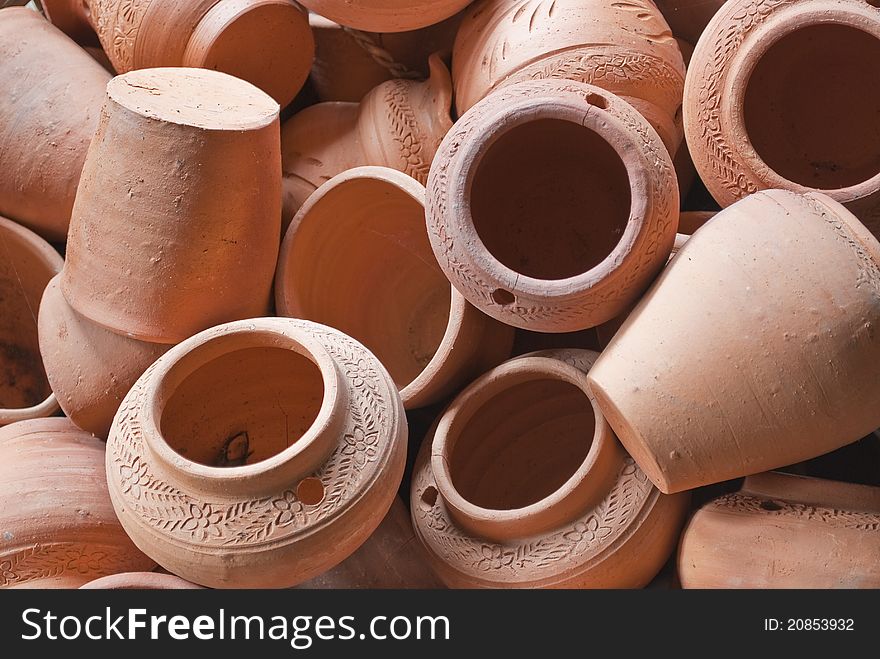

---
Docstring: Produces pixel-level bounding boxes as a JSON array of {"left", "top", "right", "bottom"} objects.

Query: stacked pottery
[{"left": 653, "top": 0, "right": 727, "bottom": 45}]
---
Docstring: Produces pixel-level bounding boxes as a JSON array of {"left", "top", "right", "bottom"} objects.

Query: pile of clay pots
[{"left": 1, "top": 0, "right": 879, "bottom": 590}]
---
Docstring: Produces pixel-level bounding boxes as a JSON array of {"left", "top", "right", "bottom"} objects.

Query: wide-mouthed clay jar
[
  {"left": 411, "top": 349, "right": 689, "bottom": 588},
  {"left": 684, "top": 0, "right": 880, "bottom": 236},
  {"left": 80, "top": 572, "right": 202, "bottom": 589},
  {"left": 0, "top": 218, "right": 63, "bottom": 426},
  {"left": 679, "top": 472, "right": 880, "bottom": 588},
  {"left": 299, "top": 0, "right": 474, "bottom": 33},
  {"left": 0, "top": 8, "right": 111, "bottom": 242},
  {"left": 653, "top": 0, "right": 726, "bottom": 45},
  {"left": 452, "top": 0, "right": 686, "bottom": 152},
  {"left": 38, "top": 276, "right": 169, "bottom": 439},
  {"left": 277, "top": 167, "right": 513, "bottom": 409},
  {"left": 0, "top": 418, "right": 156, "bottom": 588},
  {"left": 589, "top": 190, "right": 880, "bottom": 494},
  {"left": 61, "top": 68, "right": 280, "bottom": 344},
  {"left": 42, "top": 0, "right": 314, "bottom": 107},
  {"left": 427, "top": 80, "right": 679, "bottom": 333},
  {"left": 282, "top": 55, "right": 453, "bottom": 222},
  {"left": 106, "top": 319, "right": 407, "bottom": 588}
]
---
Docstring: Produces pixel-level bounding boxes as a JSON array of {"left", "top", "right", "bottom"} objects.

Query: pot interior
[
  {"left": 448, "top": 378, "right": 594, "bottom": 511},
  {"left": 744, "top": 23, "right": 880, "bottom": 190},
  {"left": 470, "top": 117, "right": 632, "bottom": 281}
]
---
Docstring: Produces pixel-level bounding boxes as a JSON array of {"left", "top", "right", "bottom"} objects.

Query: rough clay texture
[{"left": 300, "top": 0, "right": 474, "bottom": 33}]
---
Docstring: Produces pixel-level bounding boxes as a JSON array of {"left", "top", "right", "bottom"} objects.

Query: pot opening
[
  {"left": 448, "top": 378, "right": 594, "bottom": 511},
  {"left": 470, "top": 118, "right": 632, "bottom": 281},
  {"left": 160, "top": 346, "right": 324, "bottom": 468},
  {"left": 286, "top": 177, "right": 451, "bottom": 392},
  {"left": 744, "top": 24, "right": 880, "bottom": 190}
]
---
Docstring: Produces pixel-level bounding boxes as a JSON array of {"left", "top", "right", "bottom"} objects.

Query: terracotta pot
[
  {"left": 42, "top": 0, "right": 314, "bottom": 108},
  {"left": 0, "top": 217, "right": 63, "bottom": 426},
  {"left": 309, "top": 12, "right": 463, "bottom": 102},
  {"left": 281, "top": 55, "right": 453, "bottom": 223},
  {"left": 0, "top": 8, "right": 111, "bottom": 242},
  {"left": 38, "top": 276, "right": 169, "bottom": 439},
  {"left": 80, "top": 572, "right": 202, "bottom": 589},
  {"left": 653, "top": 0, "right": 726, "bottom": 45},
  {"left": 277, "top": 167, "right": 513, "bottom": 409},
  {"left": 106, "top": 318, "right": 407, "bottom": 588},
  {"left": 300, "top": 0, "right": 474, "bottom": 33},
  {"left": 677, "top": 210, "right": 716, "bottom": 236},
  {"left": 297, "top": 498, "right": 442, "bottom": 588},
  {"left": 0, "top": 418, "right": 156, "bottom": 588},
  {"left": 61, "top": 68, "right": 280, "bottom": 344},
  {"left": 679, "top": 472, "right": 880, "bottom": 588},
  {"left": 411, "top": 349, "right": 688, "bottom": 588},
  {"left": 684, "top": 0, "right": 880, "bottom": 237},
  {"left": 452, "top": 0, "right": 686, "bottom": 152},
  {"left": 427, "top": 80, "right": 679, "bottom": 333},
  {"left": 589, "top": 189, "right": 880, "bottom": 494}
]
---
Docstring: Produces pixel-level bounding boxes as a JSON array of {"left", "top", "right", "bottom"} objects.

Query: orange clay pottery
[
  {"left": 679, "top": 472, "right": 880, "bottom": 588},
  {"left": 38, "top": 276, "right": 169, "bottom": 439},
  {"left": 0, "top": 418, "right": 156, "bottom": 588},
  {"left": 589, "top": 189, "right": 880, "bottom": 494},
  {"left": 276, "top": 167, "right": 513, "bottom": 409},
  {"left": 281, "top": 55, "right": 453, "bottom": 223},
  {"left": 653, "top": 0, "right": 726, "bottom": 45},
  {"left": 41, "top": 0, "right": 314, "bottom": 107},
  {"left": 61, "top": 68, "right": 280, "bottom": 345},
  {"left": 297, "top": 498, "right": 442, "bottom": 588},
  {"left": 299, "top": 0, "right": 474, "bottom": 33},
  {"left": 426, "top": 80, "right": 679, "bottom": 333},
  {"left": 684, "top": 0, "right": 880, "bottom": 236},
  {"left": 0, "top": 8, "right": 111, "bottom": 242},
  {"left": 106, "top": 318, "right": 407, "bottom": 588},
  {"left": 452, "top": 0, "right": 686, "bottom": 152},
  {"left": 80, "top": 572, "right": 202, "bottom": 589},
  {"left": 411, "top": 349, "right": 688, "bottom": 588},
  {"left": 0, "top": 217, "right": 63, "bottom": 426}
]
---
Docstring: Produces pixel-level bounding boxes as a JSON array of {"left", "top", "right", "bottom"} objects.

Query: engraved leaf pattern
[{"left": 0, "top": 543, "right": 147, "bottom": 587}]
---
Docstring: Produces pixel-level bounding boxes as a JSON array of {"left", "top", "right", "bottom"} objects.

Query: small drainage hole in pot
[
  {"left": 296, "top": 477, "right": 325, "bottom": 505},
  {"left": 492, "top": 289, "right": 515, "bottom": 306},
  {"left": 759, "top": 500, "right": 783, "bottom": 512},
  {"left": 419, "top": 485, "right": 439, "bottom": 511}
]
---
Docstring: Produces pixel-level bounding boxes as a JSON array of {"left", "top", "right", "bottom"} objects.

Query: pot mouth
[
  {"left": 457, "top": 94, "right": 650, "bottom": 305},
  {"left": 430, "top": 356, "right": 615, "bottom": 542},
  {"left": 146, "top": 321, "right": 343, "bottom": 493},
  {"left": 732, "top": 11, "right": 880, "bottom": 200}
]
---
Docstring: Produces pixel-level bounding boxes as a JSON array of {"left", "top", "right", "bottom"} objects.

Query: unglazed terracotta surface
[
  {"left": 61, "top": 68, "right": 280, "bottom": 344},
  {"left": 277, "top": 167, "right": 513, "bottom": 409},
  {"left": 589, "top": 190, "right": 880, "bottom": 494},
  {"left": 281, "top": 55, "right": 453, "bottom": 223},
  {"left": 106, "top": 319, "right": 407, "bottom": 588},
  {"left": 42, "top": 0, "right": 315, "bottom": 107},
  {"left": 452, "top": 0, "right": 686, "bottom": 152},
  {"left": 0, "top": 8, "right": 111, "bottom": 242},
  {"left": 679, "top": 472, "right": 880, "bottom": 588},
  {"left": 654, "top": 0, "right": 726, "bottom": 44},
  {"left": 0, "top": 217, "right": 63, "bottom": 426},
  {"left": 411, "top": 349, "right": 688, "bottom": 588},
  {"left": 427, "top": 80, "right": 679, "bottom": 333},
  {"left": 80, "top": 572, "right": 202, "bottom": 589},
  {"left": 300, "top": 0, "right": 474, "bottom": 33},
  {"left": 0, "top": 418, "right": 156, "bottom": 588},
  {"left": 684, "top": 0, "right": 880, "bottom": 236},
  {"left": 38, "top": 276, "right": 169, "bottom": 439}
]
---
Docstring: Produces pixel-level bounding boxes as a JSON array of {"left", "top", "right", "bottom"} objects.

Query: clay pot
[
  {"left": 38, "top": 276, "right": 169, "bottom": 439},
  {"left": 106, "top": 318, "right": 407, "bottom": 588},
  {"left": 679, "top": 472, "right": 880, "bottom": 588},
  {"left": 411, "top": 349, "right": 688, "bottom": 588},
  {"left": 277, "top": 167, "right": 513, "bottom": 409},
  {"left": 0, "top": 8, "right": 111, "bottom": 242},
  {"left": 281, "top": 55, "right": 453, "bottom": 223},
  {"left": 588, "top": 189, "right": 880, "bottom": 494},
  {"left": 653, "top": 0, "right": 726, "bottom": 45},
  {"left": 42, "top": 0, "right": 314, "bottom": 108},
  {"left": 677, "top": 210, "right": 716, "bottom": 236},
  {"left": 0, "top": 217, "right": 63, "bottom": 426},
  {"left": 80, "top": 572, "right": 202, "bottom": 589},
  {"left": 452, "top": 0, "right": 686, "bottom": 152},
  {"left": 0, "top": 418, "right": 156, "bottom": 588},
  {"left": 61, "top": 68, "right": 280, "bottom": 344},
  {"left": 300, "top": 0, "right": 474, "bottom": 33},
  {"left": 426, "top": 80, "right": 679, "bottom": 333},
  {"left": 684, "top": 0, "right": 880, "bottom": 237},
  {"left": 297, "top": 498, "right": 442, "bottom": 588}
]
